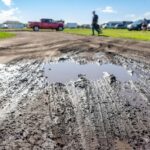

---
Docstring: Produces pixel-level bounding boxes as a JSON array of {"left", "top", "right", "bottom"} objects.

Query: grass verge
[
  {"left": 0, "top": 32, "right": 16, "bottom": 39},
  {"left": 64, "top": 28, "right": 150, "bottom": 41}
]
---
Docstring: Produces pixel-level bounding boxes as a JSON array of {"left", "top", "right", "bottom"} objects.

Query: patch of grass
[
  {"left": 0, "top": 28, "right": 33, "bottom": 32},
  {"left": 0, "top": 32, "right": 16, "bottom": 39},
  {"left": 64, "top": 28, "right": 150, "bottom": 41}
]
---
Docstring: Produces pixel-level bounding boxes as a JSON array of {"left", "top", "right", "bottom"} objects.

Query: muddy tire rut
[
  {"left": 0, "top": 55, "right": 149, "bottom": 149},
  {"left": 0, "top": 32, "right": 150, "bottom": 149}
]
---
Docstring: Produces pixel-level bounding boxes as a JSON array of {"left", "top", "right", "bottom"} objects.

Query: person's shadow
[{"left": 98, "top": 34, "right": 109, "bottom": 37}]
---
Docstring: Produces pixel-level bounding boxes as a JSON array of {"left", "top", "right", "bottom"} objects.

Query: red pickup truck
[{"left": 28, "top": 18, "right": 64, "bottom": 31}]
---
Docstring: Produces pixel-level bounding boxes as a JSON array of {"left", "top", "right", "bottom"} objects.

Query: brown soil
[
  {"left": 0, "top": 32, "right": 150, "bottom": 150},
  {"left": 0, "top": 32, "right": 150, "bottom": 63}
]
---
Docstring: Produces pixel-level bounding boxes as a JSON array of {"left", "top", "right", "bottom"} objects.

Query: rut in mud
[{"left": 0, "top": 51, "right": 150, "bottom": 150}]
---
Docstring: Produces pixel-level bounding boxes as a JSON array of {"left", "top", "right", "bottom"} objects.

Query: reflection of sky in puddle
[{"left": 44, "top": 61, "right": 137, "bottom": 83}]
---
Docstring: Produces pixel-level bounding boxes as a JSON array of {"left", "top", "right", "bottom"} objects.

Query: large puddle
[{"left": 44, "top": 60, "right": 137, "bottom": 83}]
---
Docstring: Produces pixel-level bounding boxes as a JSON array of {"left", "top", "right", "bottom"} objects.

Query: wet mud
[
  {"left": 0, "top": 52, "right": 150, "bottom": 150},
  {"left": 0, "top": 32, "right": 150, "bottom": 149}
]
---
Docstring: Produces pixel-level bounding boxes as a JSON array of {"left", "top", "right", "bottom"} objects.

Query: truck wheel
[
  {"left": 56, "top": 27, "right": 64, "bottom": 31},
  {"left": 33, "top": 26, "right": 39, "bottom": 31}
]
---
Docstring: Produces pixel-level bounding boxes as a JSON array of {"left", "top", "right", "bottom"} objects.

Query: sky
[{"left": 0, "top": 0, "right": 150, "bottom": 24}]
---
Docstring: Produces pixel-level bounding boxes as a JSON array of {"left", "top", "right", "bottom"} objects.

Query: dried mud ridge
[
  {"left": 0, "top": 52, "right": 150, "bottom": 150},
  {"left": 0, "top": 32, "right": 150, "bottom": 64}
]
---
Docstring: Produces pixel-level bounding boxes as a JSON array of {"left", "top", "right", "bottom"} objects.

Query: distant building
[
  {"left": 65, "top": 23, "right": 78, "bottom": 28},
  {"left": 1, "top": 21, "right": 25, "bottom": 29}
]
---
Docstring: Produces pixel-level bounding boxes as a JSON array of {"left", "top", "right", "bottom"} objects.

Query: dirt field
[{"left": 0, "top": 32, "right": 150, "bottom": 150}]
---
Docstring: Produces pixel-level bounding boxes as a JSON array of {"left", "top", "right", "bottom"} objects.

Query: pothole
[{"left": 43, "top": 60, "right": 137, "bottom": 84}]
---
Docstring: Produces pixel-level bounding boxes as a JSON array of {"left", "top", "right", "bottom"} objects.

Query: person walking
[{"left": 92, "top": 11, "right": 101, "bottom": 36}]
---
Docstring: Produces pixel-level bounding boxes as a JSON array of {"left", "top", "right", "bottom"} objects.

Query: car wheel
[
  {"left": 57, "top": 27, "right": 64, "bottom": 31},
  {"left": 33, "top": 26, "right": 39, "bottom": 31}
]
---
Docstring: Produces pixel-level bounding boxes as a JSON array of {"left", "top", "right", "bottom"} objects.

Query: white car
[
  {"left": 101, "top": 24, "right": 107, "bottom": 29},
  {"left": 1, "top": 24, "right": 8, "bottom": 29},
  {"left": 147, "top": 23, "right": 150, "bottom": 30}
]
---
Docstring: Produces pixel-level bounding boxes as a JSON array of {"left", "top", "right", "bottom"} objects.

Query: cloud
[
  {"left": 0, "top": 8, "right": 19, "bottom": 22},
  {"left": 125, "top": 12, "right": 150, "bottom": 21},
  {"left": 0, "top": 0, "right": 21, "bottom": 22},
  {"left": 144, "top": 12, "right": 150, "bottom": 18},
  {"left": 125, "top": 14, "right": 139, "bottom": 20},
  {"left": 97, "top": 6, "right": 117, "bottom": 14},
  {"left": 1, "top": 0, "right": 12, "bottom": 6}
]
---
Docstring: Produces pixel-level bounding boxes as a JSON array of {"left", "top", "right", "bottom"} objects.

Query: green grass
[
  {"left": 64, "top": 28, "right": 150, "bottom": 41},
  {"left": 0, "top": 32, "right": 16, "bottom": 39}
]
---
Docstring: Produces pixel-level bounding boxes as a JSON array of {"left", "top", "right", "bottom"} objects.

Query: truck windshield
[{"left": 41, "top": 19, "right": 53, "bottom": 23}]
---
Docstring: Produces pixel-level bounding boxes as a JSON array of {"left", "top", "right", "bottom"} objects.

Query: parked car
[
  {"left": 114, "top": 24, "right": 126, "bottom": 29},
  {"left": 123, "top": 21, "right": 133, "bottom": 27},
  {"left": 101, "top": 23, "right": 107, "bottom": 29},
  {"left": 127, "top": 20, "right": 143, "bottom": 31},
  {"left": 127, "top": 19, "right": 150, "bottom": 31},
  {"left": 102, "top": 22, "right": 122, "bottom": 29},
  {"left": 147, "top": 23, "right": 150, "bottom": 30},
  {"left": 102, "top": 21, "right": 133, "bottom": 29},
  {"left": 28, "top": 18, "right": 64, "bottom": 31},
  {"left": 0, "top": 24, "right": 8, "bottom": 29}
]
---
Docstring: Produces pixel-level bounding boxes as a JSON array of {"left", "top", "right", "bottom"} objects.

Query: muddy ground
[{"left": 0, "top": 32, "right": 150, "bottom": 150}]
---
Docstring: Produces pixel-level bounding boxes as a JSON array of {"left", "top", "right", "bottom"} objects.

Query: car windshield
[
  {"left": 133, "top": 20, "right": 143, "bottom": 25},
  {"left": 147, "top": 20, "right": 150, "bottom": 23}
]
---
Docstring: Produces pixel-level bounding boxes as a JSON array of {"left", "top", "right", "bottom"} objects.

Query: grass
[
  {"left": 64, "top": 28, "right": 150, "bottom": 41},
  {"left": 0, "top": 32, "right": 16, "bottom": 39}
]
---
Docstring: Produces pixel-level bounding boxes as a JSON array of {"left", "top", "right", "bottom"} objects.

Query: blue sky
[{"left": 0, "top": 0, "right": 150, "bottom": 24}]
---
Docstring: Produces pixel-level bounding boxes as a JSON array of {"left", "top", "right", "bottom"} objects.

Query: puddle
[{"left": 44, "top": 60, "right": 137, "bottom": 83}]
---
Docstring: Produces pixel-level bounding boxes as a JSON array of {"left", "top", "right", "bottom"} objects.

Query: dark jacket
[{"left": 92, "top": 14, "right": 98, "bottom": 25}]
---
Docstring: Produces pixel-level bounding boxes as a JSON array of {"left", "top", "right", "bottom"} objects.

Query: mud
[{"left": 0, "top": 32, "right": 150, "bottom": 150}]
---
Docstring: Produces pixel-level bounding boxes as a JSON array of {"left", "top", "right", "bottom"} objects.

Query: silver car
[{"left": 147, "top": 23, "right": 150, "bottom": 30}]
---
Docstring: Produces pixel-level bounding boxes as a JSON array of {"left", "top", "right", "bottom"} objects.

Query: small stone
[
  {"left": 128, "top": 70, "right": 134, "bottom": 76},
  {"left": 20, "top": 78, "right": 28, "bottom": 83}
]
